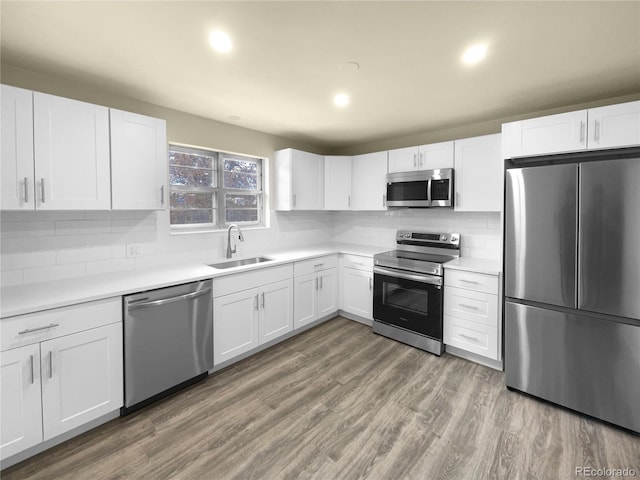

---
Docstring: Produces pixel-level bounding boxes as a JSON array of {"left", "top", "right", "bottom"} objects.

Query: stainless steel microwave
[{"left": 386, "top": 169, "right": 454, "bottom": 208}]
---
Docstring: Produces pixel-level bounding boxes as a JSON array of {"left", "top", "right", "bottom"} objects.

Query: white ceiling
[{"left": 2, "top": 1, "right": 639, "bottom": 150}]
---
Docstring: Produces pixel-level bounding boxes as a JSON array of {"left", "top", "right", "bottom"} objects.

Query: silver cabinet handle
[
  {"left": 382, "top": 194, "right": 386, "bottom": 207},
  {"left": 419, "top": 152, "right": 423, "bottom": 167},
  {"left": 413, "top": 153, "right": 417, "bottom": 168},
  {"left": 459, "top": 333, "right": 480, "bottom": 342},
  {"left": 40, "top": 178, "right": 45, "bottom": 203},
  {"left": 261, "top": 292, "right": 265, "bottom": 308},
  {"left": 594, "top": 120, "right": 600, "bottom": 143},
  {"left": 254, "top": 294, "right": 259, "bottom": 310},
  {"left": 579, "top": 121, "right": 585, "bottom": 144},
  {"left": 292, "top": 193, "right": 296, "bottom": 207},
  {"left": 160, "top": 185, "right": 165, "bottom": 206},
  {"left": 369, "top": 277, "right": 373, "bottom": 290},
  {"left": 314, "top": 263, "right": 324, "bottom": 268},
  {"left": 127, "top": 288, "right": 211, "bottom": 310},
  {"left": 18, "top": 323, "right": 60, "bottom": 335},
  {"left": 459, "top": 304, "right": 480, "bottom": 311},
  {"left": 459, "top": 279, "right": 480, "bottom": 285},
  {"left": 48, "top": 351, "right": 53, "bottom": 379},
  {"left": 348, "top": 195, "right": 351, "bottom": 208},
  {"left": 24, "top": 177, "right": 29, "bottom": 203},
  {"left": 315, "top": 277, "right": 318, "bottom": 290},
  {"left": 30, "top": 355, "right": 34, "bottom": 384},
  {"left": 319, "top": 275, "right": 323, "bottom": 289}
]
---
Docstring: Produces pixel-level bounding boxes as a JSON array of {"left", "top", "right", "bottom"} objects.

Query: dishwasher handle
[{"left": 127, "top": 287, "right": 212, "bottom": 311}]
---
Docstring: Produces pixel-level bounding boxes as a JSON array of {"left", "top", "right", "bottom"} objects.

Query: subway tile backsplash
[{"left": 0, "top": 208, "right": 500, "bottom": 287}]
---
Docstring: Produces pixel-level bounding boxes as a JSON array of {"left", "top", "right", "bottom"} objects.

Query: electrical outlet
[{"left": 127, "top": 244, "right": 143, "bottom": 258}]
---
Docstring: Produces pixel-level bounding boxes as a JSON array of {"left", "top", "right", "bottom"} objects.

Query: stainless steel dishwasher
[{"left": 122, "top": 279, "right": 213, "bottom": 414}]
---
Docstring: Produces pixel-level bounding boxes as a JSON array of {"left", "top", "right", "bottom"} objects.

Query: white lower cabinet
[
  {"left": 293, "top": 255, "right": 338, "bottom": 329},
  {"left": 0, "top": 298, "right": 123, "bottom": 462},
  {"left": 444, "top": 269, "right": 501, "bottom": 363},
  {"left": 213, "top": 265, "right": 294, "bottom": 366},
  {"left": 0, "top": 344, "right": 43, "bottom": 459},
  {"left": 340, "top": 254, "right": 374, "bottom": 321}
]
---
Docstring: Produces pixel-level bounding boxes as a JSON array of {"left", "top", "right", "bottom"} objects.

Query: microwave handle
[{"left": 427, "top": 178, "right": 432, "bottom": 205}]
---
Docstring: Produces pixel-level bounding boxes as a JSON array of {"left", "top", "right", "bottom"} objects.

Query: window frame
[{"left": 168, "top": 143, "right": 265, "bottom": 232}]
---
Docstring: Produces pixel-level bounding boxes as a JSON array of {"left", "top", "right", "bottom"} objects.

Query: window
[{"left": 169, "top": 144, "right": 264, "bottom": 230}]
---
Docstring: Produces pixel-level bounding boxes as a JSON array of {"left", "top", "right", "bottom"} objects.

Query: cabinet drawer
[
  {"left": 1, "top": 297, "right": 122, "bottom": 351},
  {"left": 444, "top": 287, "right": 498, "bottom": 327},
  {"left": 214, "top": 263, "right": 293, "bottom": 298},
  {"left": 294, "top": 254, "right": 338, "bottom": 277},
  {"left": 445, "top": 269, "right": 498, "bottom": 294},
  {"left": 342, "top": 254, "right": 373, "bottom": 271},
  {"left": 444, "top": 315, "right": 498, "bottom": 360}
]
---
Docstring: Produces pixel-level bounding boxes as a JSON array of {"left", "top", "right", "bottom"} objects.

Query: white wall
[
  {"left": 0, "top": 207, "right": 499, "bottom": 287},
  {"left": 0, "top": 209, "right": 334, "bottom": 287},
  {"left": 333, "top": 210, "right": 501, "bottom": 259}
]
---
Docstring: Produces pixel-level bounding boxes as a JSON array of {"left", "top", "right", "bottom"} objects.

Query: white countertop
[
  {"left": 1, "top": 243, "right": 388, "bottom": 318},
  {"left": 444, "top": 257, "right": 502, "bottom": 276}
]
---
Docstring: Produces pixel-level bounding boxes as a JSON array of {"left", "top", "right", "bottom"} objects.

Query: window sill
[{"left": 170, "top": 225, "right": 270, "bottom": 236}]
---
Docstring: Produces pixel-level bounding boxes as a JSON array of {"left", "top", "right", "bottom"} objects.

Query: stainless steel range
[{"left": 373, "top": 231, "right": 460, "bottom": 356}]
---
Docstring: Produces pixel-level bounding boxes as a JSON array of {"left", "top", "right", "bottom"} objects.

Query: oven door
[{"left": 373, "top": 266, "right": 443, "bottom": 340}]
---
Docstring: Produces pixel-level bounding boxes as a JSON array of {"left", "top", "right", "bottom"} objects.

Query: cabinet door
[
  {"left": 418, "top": 141, "right": 454, "bottom": 170},
  {"left": 342, "top": 268, "right": 373, "bottom": 319},
  {"left": 259, "top": 279, "right": 293, "bottom": 344},
  {"left": 214, "top": 289, "right": 259, "bottom": 365},
  {"left": 317, "top": 268, "right": 338, "bottom": 318},
  {"left": 454, "top": 134, "right": 502, "bottom": 212},
  {"left": 40, "top": 323, "right": 123, "bottom": 440},
  {"left": 1, "top": 85, "right": 35, "bottom": 210},
  {"left": 587, "top": 101, "right": 640, "bottom": 150},
  {"left": 351, "top": 151, "right": 388, "bottom": 210},
  {"left": 502, "top": 110, "right": 587, "bottom": 158},
  {"left": 294, "top": 273, "right": 317, "bottom": 329},
  {"left": 0, "top": 344, "right": 43, "bottom": 460},
  {"left": 110, "top": 109, "right": 167, "bottom": 210},
  {"left": 324, "top": 155, "right": 352, "bottom": 210},
  {"left": 387, "top": 146, "right": 419, "bottom": 173},
  {"left": 33, "top": 92, "right": 111, "bottom": 210},
  {"left": 292, "top": 150, "right": 323, "bottom": 210}
]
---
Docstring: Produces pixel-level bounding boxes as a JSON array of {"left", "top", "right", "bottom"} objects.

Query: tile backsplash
[{"left": 0, "top": 208, "right": 500, "bottom": 287}]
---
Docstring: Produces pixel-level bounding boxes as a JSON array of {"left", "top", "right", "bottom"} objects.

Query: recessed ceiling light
[
  {"left": 462, "top": 44, "right": 487, "bottom": 65},
  {"left": 209, "top": 30, "right": 232, "bottom": 53},
  {"left": 333, "top": 93, "right": 350, "bottom": 108}
]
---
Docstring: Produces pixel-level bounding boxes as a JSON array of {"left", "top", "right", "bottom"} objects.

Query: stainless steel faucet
[{"left": 226, "top": 224, "right": 244, "bottom": 258}]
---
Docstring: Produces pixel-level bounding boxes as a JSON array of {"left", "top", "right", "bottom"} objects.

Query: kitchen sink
[{"left": 208, "top": 256, "right": 273, "bottom": 269}]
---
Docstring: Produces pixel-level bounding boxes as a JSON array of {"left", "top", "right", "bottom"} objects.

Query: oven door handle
[{"left": 374, "top": 266, "right": 442, "bottom": 286}]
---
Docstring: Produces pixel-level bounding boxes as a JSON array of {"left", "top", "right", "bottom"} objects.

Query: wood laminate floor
[{"left": 3, "top": 317, "right": 639, "bottom": 480}]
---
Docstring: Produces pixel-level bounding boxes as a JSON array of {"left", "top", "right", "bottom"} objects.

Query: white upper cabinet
[
  {"left": 275, "top": 148, "right": 324, "bottom": 210},
  {"left": 454, "top": 134, "right": 502, "bottom": 212},
  {"left": 419, "top": 141, "right": 454, "bottom": 170},
  {"left": 502, "top": 101, "right": 640, "bottom": 158},
  {"left": 387, "top": 142, "right": 453, "bottom": 173},
  {"left": 33, "top": 92, "right": 111, "bottom": 210},
  {"left": 502, "top": 110, "right": 587, "bottom": 158},
  {"left": 387, "top": 146, "right": 419, "bottom": 173},
  {"left": 110, "top": 109, "right": 167, "bottom": 210},
  {"left": 587, "top": 101, "right": 640, "bottom": 150},
  {"left": 1, "top": 85, "right": 35, "bottom": 210},
  {"left": 351, "top": 151, "right": 388, "bottom": 210},
  {"left": 324, "top": 155, "right": 352, "bottom": 210}
]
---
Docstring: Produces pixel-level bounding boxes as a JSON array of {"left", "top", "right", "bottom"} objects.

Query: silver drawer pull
[
  {"left": 18, "top": 323, "right": 60, "bottom": 335},
  {"left": 459, "top": 333, "right": 480, "bottom": 342},
  {"left": 459, "top": 279, "right": 480, "bottom": 285},
  {"left": 459, "top": 304, "right": 480, "bottom": 311},
  {"left": 314, "top": 263, "right": 324, "bottom": 268}
]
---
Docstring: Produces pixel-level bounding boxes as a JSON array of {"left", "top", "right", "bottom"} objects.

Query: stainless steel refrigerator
[{"left": 504, "top": 149, "right": 640, "bottom": 433}]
